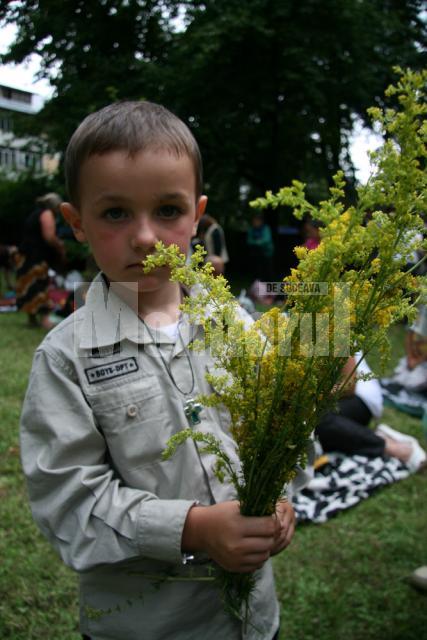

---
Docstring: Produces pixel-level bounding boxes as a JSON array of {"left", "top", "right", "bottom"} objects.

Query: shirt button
[{"left": 127, "top": 404, "right": 138, "bottom": 418}]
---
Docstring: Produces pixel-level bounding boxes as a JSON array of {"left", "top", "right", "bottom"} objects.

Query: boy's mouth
[{"left": 126, "top": 262, "right": 165, "bottom": 271}]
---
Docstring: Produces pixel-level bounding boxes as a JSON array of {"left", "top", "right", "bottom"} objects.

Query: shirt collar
[{"left": 78, "top": 273, "right": 200, "bottom": 350}]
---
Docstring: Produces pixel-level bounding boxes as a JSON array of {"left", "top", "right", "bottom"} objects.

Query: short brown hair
[{"left": 64, "top": 101, "right": 203, "bottom": 205}]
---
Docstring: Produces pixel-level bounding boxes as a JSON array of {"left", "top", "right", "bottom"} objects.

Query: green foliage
[
  {"left": 163, "top": 428, "right": 240, "bottom": 487},
  {"left": 0, "top": 313, "right": 79, "bottom": 639},
  {"left": 0, "top": 0, "right": 181, "bottom": 153},
  {"left": 62, "top": 239, "right": 91, "bottom": 270},
  {"left": 252, "top": 67, "right": 427, "bottom": 365},
  {"left": 160, "top": 0, "right": 427, "bottom": 215},
  {"left": 0, "top": 171, "right": 62, "bottom": 244},
  {"left": 362, "top": 67, "right": 427, "bottom": 216},
  {"left": 1, "top": 1, "right": 425, "bottom": 215}
]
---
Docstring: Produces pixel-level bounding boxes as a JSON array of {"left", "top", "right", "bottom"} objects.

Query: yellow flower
[
  {"left": 147, "top": 68, "right": 427, "bottom": 625},
  {"left": 370, "top": 258, "right": 381, "bottom": 273},
  {"left": 294, "top": 245, "right": 308, "bottom": 261}
]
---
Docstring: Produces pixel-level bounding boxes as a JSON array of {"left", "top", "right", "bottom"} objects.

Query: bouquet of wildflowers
[{"left": 144, "top": 68, "right": 427, "bottom": 625}]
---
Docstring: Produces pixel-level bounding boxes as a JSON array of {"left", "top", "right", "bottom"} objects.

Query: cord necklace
[{"left": 141, "top": 318, "right": 203, "bottom": 426}]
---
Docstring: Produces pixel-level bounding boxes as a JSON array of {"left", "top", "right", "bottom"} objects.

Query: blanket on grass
[
  {"left": 292, "top": 453, "right": 411, "bottom": 524},
  {"left": 379, "top": 356, "right": 427, "bottom": 418},
  {"left": 380, "top": 379, "right": 427, "bottom": 418}
]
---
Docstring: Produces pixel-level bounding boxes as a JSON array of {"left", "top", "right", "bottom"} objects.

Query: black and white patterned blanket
[
  {"left": 292, "top": 453, "right": 411, "bottom": 524},
  {"left": 380, "top": 379, "right": 427, "bottom": 418}
]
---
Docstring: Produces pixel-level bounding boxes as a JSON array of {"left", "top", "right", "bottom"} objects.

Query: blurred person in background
[
  {"left": 315, "top": 355, "right": 426, "bottom": 472},
  {"left": 197, "top": 214, "right": 229, "bottom": 276},
  {"left": 15, "top": 193, "right": 65, "bottom": 329},
  {"left": 302, "top": 215, "right": 321, "bottom": 251},
  {"left": 0, "top": 243, "right": 17, "bottom": 292},
  {"left": 246, "top": 213, "right": 274, "bottom": 283}
]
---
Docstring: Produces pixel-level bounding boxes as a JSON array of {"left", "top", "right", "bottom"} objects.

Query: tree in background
[
  {"left": 0, "top": 0, "right": 425, "bottom": 225},
  {"left": 163, "top": 0, "right": 426, "bottom": 216},
  {"left": 0, "top": 170, "right": 61, "bottom": 243},
  {"left": 0, "top": 0, "right": 182, "bottom": 151}
]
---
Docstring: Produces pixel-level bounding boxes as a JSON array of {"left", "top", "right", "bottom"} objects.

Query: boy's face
[{"left": 61, "top": 149, "right": 207, "bottom": 297}]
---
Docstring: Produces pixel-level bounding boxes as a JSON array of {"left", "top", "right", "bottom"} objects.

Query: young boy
[{"left": 20, "top": 101, "right": 310, "bottom": 639}]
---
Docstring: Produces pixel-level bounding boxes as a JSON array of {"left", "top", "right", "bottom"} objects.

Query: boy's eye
[
  {"left": 157, "top": 205, "right": 182, "bottom": 219},
  {"left": 102, "top": 207, "right": 128, "bottom": 221}
]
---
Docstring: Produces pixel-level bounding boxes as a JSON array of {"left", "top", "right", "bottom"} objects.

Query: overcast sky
[
  {"left": 0, "top": 23, "right": 53, "bottom": 97},
  {"left": 0, "top": 22, "right": 379, "bottom": 183}
]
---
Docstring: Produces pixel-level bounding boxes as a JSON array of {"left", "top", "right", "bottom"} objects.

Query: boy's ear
[
  {"left": 60, "top": 203, "right": 86, "bottom": 243},
  {"left": 194, "top": 195, "right": 208, "bottom": 233}
]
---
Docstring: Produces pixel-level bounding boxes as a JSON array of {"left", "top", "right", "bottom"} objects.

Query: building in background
[{"left": 0, "top": 82, "right": 59, "bottom": 175}]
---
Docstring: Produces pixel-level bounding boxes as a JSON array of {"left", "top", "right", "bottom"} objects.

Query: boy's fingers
[
  {"left": 283, "top": 518, "right": 295, "bottom": 546},
  {"left": 232, "top": 551, "right": 271, "bottom": 573},
  {"left": 276, "top": 501, "right": 295, "bottom": 526},
  {"left": 282, "top": 510, "right": 295, "bottom": 533},
  {"left": 239, "top": 535, "right": 276, "bottom": 554},
  {"left": 241, "top": 515, "right": 278, "bottom": 537},
  {"left": 246, "top": 550, "right": 271, "bottom": 564},
  {"left": 270, "top": 526, "right": 294, "bottom": 556},
  {"left": 270, "top": 501, "right": 296, "bottom": 554}
]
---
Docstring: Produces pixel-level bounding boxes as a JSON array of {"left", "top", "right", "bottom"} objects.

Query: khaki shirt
[{"left": 20, "top": 273, "right": 312, "bottom": 640}]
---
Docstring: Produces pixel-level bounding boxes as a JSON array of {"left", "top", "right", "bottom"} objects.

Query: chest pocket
[{"left": 88, "top": 375, "right": 173, "bottom": 475}]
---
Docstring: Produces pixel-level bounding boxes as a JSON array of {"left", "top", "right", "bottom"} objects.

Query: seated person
[
  {"left": 315, "top": 354, "right": 426, "bottom": 472},
  {"left": 382, "top": 305, "right": 427, "bottom": 393},
  {"left": 405, "top": 304, "right": 427, "bottom": 372}
]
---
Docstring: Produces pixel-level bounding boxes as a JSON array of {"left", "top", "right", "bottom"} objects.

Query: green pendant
[{"left": 184, "top": 398, "right": 203, "bottom": 426}]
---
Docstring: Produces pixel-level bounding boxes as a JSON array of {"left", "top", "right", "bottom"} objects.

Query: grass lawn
[{"left": 0, "top": 313, "right": 426, "bottom": 639}]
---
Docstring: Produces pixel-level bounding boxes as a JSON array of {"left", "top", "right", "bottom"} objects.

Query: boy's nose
[{"left": 131, "top": 216, "right": 157, "bottom": 249}]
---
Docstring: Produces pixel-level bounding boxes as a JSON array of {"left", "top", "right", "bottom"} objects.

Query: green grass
[
  {"left": 276, "top": 322, "right": 427, "bottom": 640},
  {"left": 0, "top": 313, "right": 79, "bottom": 639},
  {"left": 0, "top": 313, "right": 426, "bottom": 639}
]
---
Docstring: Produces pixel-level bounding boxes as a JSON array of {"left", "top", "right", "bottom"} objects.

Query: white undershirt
[{"left": 158, "top": 320, "right": 180, "bottom": 341}]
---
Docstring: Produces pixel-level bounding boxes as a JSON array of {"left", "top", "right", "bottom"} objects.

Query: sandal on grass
[
  {"left": 408, "top": 566, "right": 427, "bottom": 592},
  {"left": 375, "top": 423, "right": 427, "bottom": 473}
]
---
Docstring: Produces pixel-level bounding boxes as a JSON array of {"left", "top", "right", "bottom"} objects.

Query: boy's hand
[
  {"left": 270, "top": 499, "right": 295, "bottom": 556},
  {"left": 182, "top": 501, "right": 280, "bottom": 573}
]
